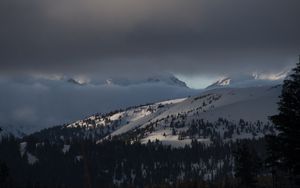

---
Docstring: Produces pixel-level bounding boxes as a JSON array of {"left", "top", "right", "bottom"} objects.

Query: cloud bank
[
  {"left": 0, "top": 77, "right": 197, "bottom": 133},
  {"left": 0, "top": 0, "right": 299, "bottom": 76}
]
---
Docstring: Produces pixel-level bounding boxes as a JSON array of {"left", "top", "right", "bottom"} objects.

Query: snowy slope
[
  {"left": 95, "top": 85, "right": 279, "bottom": 146},
  {"left": 113, "top": 85, "right": 279, "bottom": 134},
  {"left": 66, "top": 98, "right": 186, "bottom": 137},
  {"left": 61, "top": 85, "right": 281, "bottom": 147},
  {"left": 206, "top": 77, "right": 231, "bottom": 89}
]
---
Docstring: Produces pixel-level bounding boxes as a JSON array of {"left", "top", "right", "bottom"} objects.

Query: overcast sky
[{"left": 1, "top": 0, "right": 299, "bottom": 80}]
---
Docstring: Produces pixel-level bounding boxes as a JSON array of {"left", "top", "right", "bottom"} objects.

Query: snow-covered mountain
[
  {"left": 206, "top": 77, "right": 232, "bottom": 89},
  {"left": 206, "top": 73, "right": 285, "bottom": 89},
  {"left": 145, "top": 75, "right": 188, "bottom": 88},
  {"left": 35, "top": 85, "right": 280, "bottom": 147},
  {"left": 102, "top": 74, "right": 188, "bottom": 88},
  {"left": 65, "top": 74, "right": 188, "bottom": 88},
  {"left": 67, "top": 78, "right": 88, "bottom": 86}
]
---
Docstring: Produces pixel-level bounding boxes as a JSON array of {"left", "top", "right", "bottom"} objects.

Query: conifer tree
[
  {"left": 234, "top": 142, "right": 261, "bottom": 188},
  {"left": 269, "top": 56, "right": 300, "bottom": 185},
  {"left": 0, "top": 161, "right": 10, "bottom": 186}
]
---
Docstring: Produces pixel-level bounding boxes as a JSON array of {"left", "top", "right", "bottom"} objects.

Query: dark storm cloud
[{"left": 0, "top": 0, "right": 300, "bottom": 76}]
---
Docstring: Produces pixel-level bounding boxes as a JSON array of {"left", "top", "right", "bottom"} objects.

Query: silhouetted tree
[
  {"left": 234, "top": 142, "right": 261, "bottom": 188},
  {"left": 269, "top": 57, "right": 300, "bottom": 186},
  {"left": 0, "top": 161, "right": 10, "bottom": 187},
  {"left": 265, "top": 135, "right": 282, "bottom": 188}
]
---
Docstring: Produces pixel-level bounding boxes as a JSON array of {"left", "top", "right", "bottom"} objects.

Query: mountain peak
[
  {"left": 67, "top": 78, "right": 86, "bottom": 86},
  {"left": 146, "top": 75, "right": 188, "bottom": 88},
  {"left": 105, "top": 79, "right": 114, "bottom": 85},
  {"left": 103, "top": 74, "right": 188, "bottom": 88},
  {"left": 206, "top": 73, "right": 285, "bottom": 89},
  {"left": 67, "top": 76, "right": 90, "bottom": 86},
  {"left": 206, "top": 77, "right": 231, "bottom": 89}
]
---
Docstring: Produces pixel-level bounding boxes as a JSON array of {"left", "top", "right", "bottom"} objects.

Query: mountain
[
  {"left": 2, "top": 84, "right": 282, "bottom": 187},
  {"left": 64, "top": 74, "right": 189, "bottom": 88},
  {"left": 104, "top": 85, "right": 280, "bottom": 146},
  {"left": 103, "top": 74, "right": 188, "bottom": 88},
  {"left": 145, "top": 75, "right": 188, "bottom": 88},
  {"left": 206, "top": 73, "right": 285, "bottom": 89},
  {"left": 67, "top": 78, "right": 87, "bottom": 86},
  {"left": 206, "top": 77, "right": 231, "bottom": 89},
  {"left": 31, "top": 85, "right": 280, "bottom": 147}
]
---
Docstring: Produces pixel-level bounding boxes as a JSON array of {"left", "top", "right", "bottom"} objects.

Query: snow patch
[
  {"left": 27, "top": 153, "right": 38, "bottom": 165},
  {"left": 20, "top": 142, "right": 27, "bottom": 157},
  {"left": 62, "top": 144, "right": 70, "bottom": 154}
]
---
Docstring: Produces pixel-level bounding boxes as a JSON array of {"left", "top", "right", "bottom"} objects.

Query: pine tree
[
  {"left": 265, "top": 135, "right": 282, "bottom": 188},
  {"left": 234, "top": 142, "right": 261, "bottom": 188},
  {"left": 0, "top": 161, "right": 10, "bottom": 186},
  {"left": 269, "top": 56, "right": 300, "bottom": 186}
]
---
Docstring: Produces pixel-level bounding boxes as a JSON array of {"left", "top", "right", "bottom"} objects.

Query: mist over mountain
[
  {"left": 0, "top": 70, "right": 287, "bottom": 135},
  {"left": 67, "top": 74, "right": 189, "bottom": 88},
  {"left": 0, "top": 74, "right": 197, "bottom": 134}
]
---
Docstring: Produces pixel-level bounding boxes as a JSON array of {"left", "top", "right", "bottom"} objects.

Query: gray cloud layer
[
  {"left": 0, "top": 77, "right": 197, "bottom": 133},
  {"left": 0, "top": 0, "right": 300, "bottom": 76}
]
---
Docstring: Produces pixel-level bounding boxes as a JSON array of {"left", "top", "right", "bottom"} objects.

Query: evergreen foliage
[
  {"left": 234, "top": 142, "right": 261, "bottom": 188},
  {"left": 0, "top": 134, "right": 269, "bottom": 188},
  {"left": 269, "top": 57, "right": 300, "bottom": 186}
]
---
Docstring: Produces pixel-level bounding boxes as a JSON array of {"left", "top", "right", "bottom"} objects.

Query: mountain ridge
[
  {"left": 26, "top": 85, "right": 280, "bottom": 147},
  {"left": 66, "top": 74, "right": 189, "bottom": 88},
  {"left": 206, "top": 73, "right": 285, "bottom": 89}
]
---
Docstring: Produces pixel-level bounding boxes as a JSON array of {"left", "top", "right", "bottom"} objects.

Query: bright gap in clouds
[{"left": 175, "top": 75, "right": 218, "bottom": 89}]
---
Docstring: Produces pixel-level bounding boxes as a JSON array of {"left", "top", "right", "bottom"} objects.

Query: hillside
[{"left": 29, "top": 85, "right": 280, "bottom": 147}]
